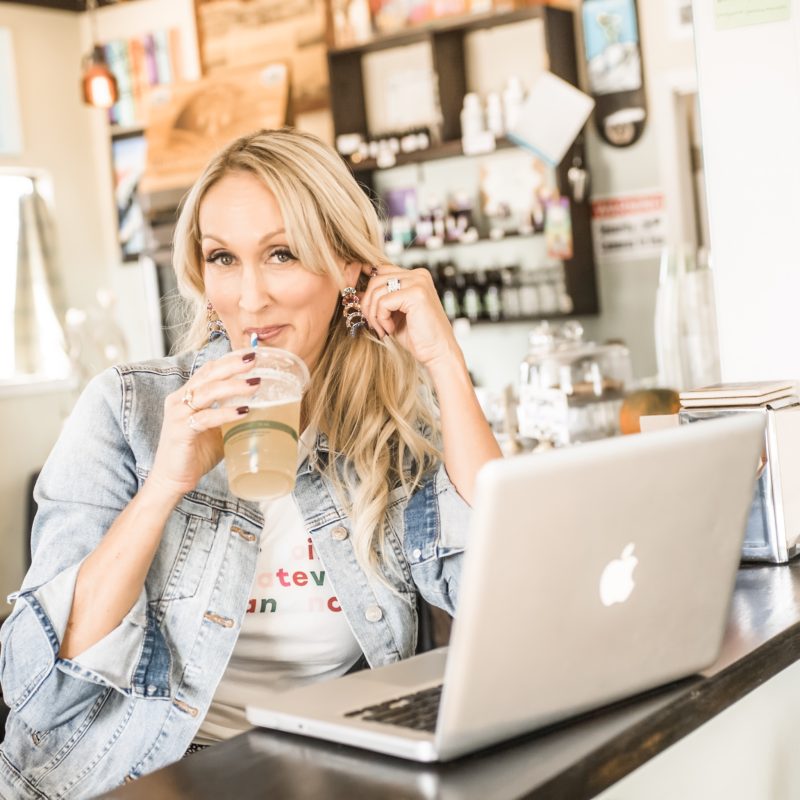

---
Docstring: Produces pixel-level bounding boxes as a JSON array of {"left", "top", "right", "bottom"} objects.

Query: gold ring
[{"left": 183, "top": 388, "right": 200, "bottom": 412}]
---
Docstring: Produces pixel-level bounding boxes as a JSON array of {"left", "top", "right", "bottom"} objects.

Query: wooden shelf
[
  {"left": 329, "top": 5, "right": 546, "bottom": 56},
  {"left": 110, "top": 124, "right": 145, "bottom": 139},
  {"left": 464, "top": 311, "right": 575, "bottom": 326},
  {"left": 349, "top": 136, "right": 518, "bottom": 173},
  {"left": 388, "top": 229, "right": 544, "bottom": 255}
]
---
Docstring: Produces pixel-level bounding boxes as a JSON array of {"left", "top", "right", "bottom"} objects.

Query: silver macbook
[{"left": 246, "top": 415, "right": 764, "bottom": 762}]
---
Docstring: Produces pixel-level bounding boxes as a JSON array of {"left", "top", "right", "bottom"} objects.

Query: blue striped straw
[{"left": 250, "top": 332, "right": 258, "bottom": 349}]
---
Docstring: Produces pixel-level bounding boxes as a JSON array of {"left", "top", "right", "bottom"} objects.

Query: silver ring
[
  {"left": 183, "top": 388, "right": 200, "bottom": 412},
  {"left": 187, "top": 414, "right": 201, "bottom": 433},
  {"left": 386, "top": 277, "right": 401, "bottom": 293}
]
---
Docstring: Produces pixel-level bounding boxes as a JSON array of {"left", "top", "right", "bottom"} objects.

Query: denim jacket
[{"left": 0, "top": 334, "right": 471, "bottom": 799}]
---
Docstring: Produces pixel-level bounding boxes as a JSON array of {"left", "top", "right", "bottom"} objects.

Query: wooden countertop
[{"left": 101, "top": 562, "right": 800, "bottom": 800}]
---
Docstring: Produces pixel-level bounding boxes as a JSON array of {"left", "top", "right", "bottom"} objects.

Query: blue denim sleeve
[
  {"left": 404, "top": 463, "right": 472, "bottom": 616},
  {"left": 0, "top": 368, "right": 169, "bottom": 732}
]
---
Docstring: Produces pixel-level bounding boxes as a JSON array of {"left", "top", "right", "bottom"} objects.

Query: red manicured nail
[
  {"left": 242, "top": 352, "right": 256, "bottom": 362},
  {"left": 237, "top": 406, "right": 250, "bottom": 415},
  {"left": 246, "top": 377, "right": 261, "bottom": 385}
]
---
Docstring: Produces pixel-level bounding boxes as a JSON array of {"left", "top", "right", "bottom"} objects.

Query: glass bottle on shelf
[
  {"left": 483, "top": 269, "right": 503, "bottom": 322},
  {"left": 461, "top": 271, "right": 482, "bottom": 323},
  {"left": 439, "top": 262, "right": 461, "bottom": 321},
  {"left": 537, "top": 268, "right": 559, "bottom": 316},
  {"left": 554, "top": 266, "right": 574, "bottom": 314},
  {"left": 500, "top": 266, "right": 522, "bottom": 320},
  {"left": 518, "top": 269, "right": 540, "bottom": 317}
]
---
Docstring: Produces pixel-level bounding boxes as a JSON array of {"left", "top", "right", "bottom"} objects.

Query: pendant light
[{"left": 81, "top": 0, "right": 118, "bottom": 109}]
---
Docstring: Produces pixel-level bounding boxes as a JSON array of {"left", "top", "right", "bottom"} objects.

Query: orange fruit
[{"left": 620, "top": 388, "right": 681, "bottom": 435}]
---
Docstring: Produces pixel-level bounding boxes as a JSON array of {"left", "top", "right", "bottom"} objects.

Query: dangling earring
[
  {"left": 341, "top": 287, "right": 366, "bottom": 336},
  {"left": 206, "top": 301, "right": 226, "bottom": 339}
]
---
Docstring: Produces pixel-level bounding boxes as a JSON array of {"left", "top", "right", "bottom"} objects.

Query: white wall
[
  {"left": 0, "top": 5, "right": 106, "bottom": 605},
  {"left": 0, "top": 0, "right": 199, "bottom": 606},
  {"left": 693, "top": 1, "right": 800, "bottom": 381}
]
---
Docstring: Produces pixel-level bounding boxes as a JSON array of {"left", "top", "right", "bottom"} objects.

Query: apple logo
[{"left": 599, "top": 543, "right": 638, "bottom": 607}]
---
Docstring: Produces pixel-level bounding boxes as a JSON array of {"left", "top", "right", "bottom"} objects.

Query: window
[{"left": 0, "top": 173, "right": 70, "bottom": 385}]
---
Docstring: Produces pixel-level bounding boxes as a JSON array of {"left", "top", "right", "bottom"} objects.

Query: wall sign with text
[{"left": 591, "top": 191, "right": 666, "bottom": 263}]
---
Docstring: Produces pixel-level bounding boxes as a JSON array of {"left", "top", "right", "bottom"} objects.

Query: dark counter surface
[{"left": 101, "top": 563, "right": 800, "bottom": 800}]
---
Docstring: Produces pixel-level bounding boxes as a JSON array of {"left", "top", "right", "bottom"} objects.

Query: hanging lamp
[{"left": 80, "top": 0, "right": 118, "bottom": 109}]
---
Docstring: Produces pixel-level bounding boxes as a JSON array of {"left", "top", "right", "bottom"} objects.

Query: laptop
[{"left": 246, "top": 415, "right": 764, "bottom": 762}]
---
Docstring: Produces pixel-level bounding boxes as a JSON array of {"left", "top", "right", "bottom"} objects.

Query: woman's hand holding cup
[{"left": 146, "top": 350, "right": 261, "bottom": 502}]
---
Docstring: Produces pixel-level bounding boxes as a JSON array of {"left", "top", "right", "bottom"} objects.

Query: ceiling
[{"left": 4, "top": 0, "right": 119, "bottom": 11}]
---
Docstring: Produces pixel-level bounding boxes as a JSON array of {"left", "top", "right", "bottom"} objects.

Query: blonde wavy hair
[{"left": 172, "top": 128, "right": 441, "bottom": 586}]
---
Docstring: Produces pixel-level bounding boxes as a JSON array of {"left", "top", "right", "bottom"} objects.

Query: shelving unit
[
  {"left": 327, "top": 3, "right": 599, "bottom": 319},
  {"left": 390, "top": 228, "right": 543, "bottom": 254},
  {"left": 348, "top": 136, "right": 517, "bottom": 173}
]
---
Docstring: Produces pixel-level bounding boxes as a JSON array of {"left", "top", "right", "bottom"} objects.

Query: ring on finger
[
  {"left": 386, "top": 277, "right": 401, "bottom": 293},
  {"left": 183, "top": 388, "right": 200, "bottom": 412},
  {"left": 187, "top": 414, "right": 201, "bottom": 433}
]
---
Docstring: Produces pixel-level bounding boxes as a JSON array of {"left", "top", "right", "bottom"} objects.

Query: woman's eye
[
  {"left": 206, "top": 251, "right": 235, "bottom": 267},
  {"left": 270, "top": 247, "right": 296, "bottom": 265}
]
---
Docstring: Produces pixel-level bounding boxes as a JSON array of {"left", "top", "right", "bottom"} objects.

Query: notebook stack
[{"left": 679, "top": 381, "right": 797, "bottom": 409}]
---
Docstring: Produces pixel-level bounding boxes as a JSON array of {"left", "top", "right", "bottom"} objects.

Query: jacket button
[
  {"left": 365, "top": 605, "right": 383, "bottom": 622},
  {"left": 331, "top": 526, "right": 348, "bottom": 541},
  {"left": 412, "top": 548, "right": 423, "bottom": 561}
]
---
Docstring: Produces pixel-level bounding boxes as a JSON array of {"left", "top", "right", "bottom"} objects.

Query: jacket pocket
[{"left": 147, "top": 495, "right": 217, "bottom": 602}]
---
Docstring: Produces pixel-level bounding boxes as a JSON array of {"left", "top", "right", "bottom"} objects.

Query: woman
[{"left": 0, "top": 128, "right": 500, "bottom": 798}]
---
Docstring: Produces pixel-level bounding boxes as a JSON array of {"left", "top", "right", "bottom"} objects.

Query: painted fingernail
[
  {"left": 237, "top": 406, "right": 250, "bottom": 415},
  {"left": 246, "top": 377, "right": 261, "bottom": 386},
  {"left": 370, "top": 266, "right": 378, "bottom": 276},
  {"left": 242, "top": 352, "right": 256, "bottom": 362}
]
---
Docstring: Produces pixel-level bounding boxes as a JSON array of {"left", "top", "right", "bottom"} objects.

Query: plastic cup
[{"left": 220, "top": 347, "right": 310, "bottom": 501}]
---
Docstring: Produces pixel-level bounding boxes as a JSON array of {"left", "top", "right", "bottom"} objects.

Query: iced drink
[{"left": 221, "top": 348, "right": 309, "bottom": 501}]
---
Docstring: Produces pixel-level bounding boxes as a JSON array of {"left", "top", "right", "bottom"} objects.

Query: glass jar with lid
[{"left": 518, "top": 321, "right": 632, "bottom": 447}]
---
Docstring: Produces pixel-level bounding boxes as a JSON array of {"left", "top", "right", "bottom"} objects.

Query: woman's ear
[{"left": 344, "top": 261, "right": 365, "bottom": 288}]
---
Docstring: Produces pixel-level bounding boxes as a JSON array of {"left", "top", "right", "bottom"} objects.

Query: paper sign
[
  {"left": 714, "top": 0, "right": 790, "bottom": 30},
  {"left": 545, "top": 198, "right": 573, "bottom": 260},
  {"left": 591, "top": 191, "right": 666, "bottom": 263},
  {"left": 507, "top": 71, "right": 594, "bottom": 166}
]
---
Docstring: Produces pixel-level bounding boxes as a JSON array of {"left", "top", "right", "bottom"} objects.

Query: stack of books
[
  {"left": 105, "top": 29, "right": 183, "bottom": 129},
  {"left": 679, "top": 381, "right": 797, "bottom": 408}
]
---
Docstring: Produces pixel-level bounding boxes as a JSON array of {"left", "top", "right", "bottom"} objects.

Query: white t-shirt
[{"left": 195, "top": 431, "right": 362, "bottom": 744}]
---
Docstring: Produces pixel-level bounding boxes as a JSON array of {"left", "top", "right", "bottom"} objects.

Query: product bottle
[
  {"left": 518, "top": 269, "right": 540, "bottom": 317},
  {"left": 440, "top": 263, "right": 461, "bottom": 321},
  {"left": 460, "top": 92, "right": 485, "bottom": 142},
  {"left": 486, "top": 91, "right": 505, "bottom": 137},
  {"left": 462, "top": 271, "right": 482, "bottom": 323},
  {"left": 483, "top": 269, "right": 503, "bottom": 322},
  {"left": 502, "top": 76, "right": 525, "bottom": 133},
  {"left": 500, "top": 267, "right": 522, "bottom": 319}
]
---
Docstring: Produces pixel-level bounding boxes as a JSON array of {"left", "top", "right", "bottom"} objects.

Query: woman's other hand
[
  {"left": 358, "top": 263, "right": 462, "bottom": 372},
  {"left": 146, "top": 350, "right": 261, "bottom": 500}
]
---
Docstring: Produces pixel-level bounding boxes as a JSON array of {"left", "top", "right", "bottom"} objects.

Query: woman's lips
[{"left": 245, "top": 326, "right": 286, "bottom": 342}]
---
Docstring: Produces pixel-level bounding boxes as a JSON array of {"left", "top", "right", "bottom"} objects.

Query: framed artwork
[
  {"left": 193, "top": 0, "right": 329, "bottom": 114},
  {"left": 111, "top": 131, "right": 148, "bottom": 262},
  {"left": 141, "top": 63, "right": 289, "bottom": 194}
]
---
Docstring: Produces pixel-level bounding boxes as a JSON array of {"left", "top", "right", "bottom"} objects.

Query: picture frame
[
  {"left": 110, "top": 130, "right": 148, "bottom": 262},
  {"left": 193, "top": 0, "right": 329, "bottom": 115}
]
